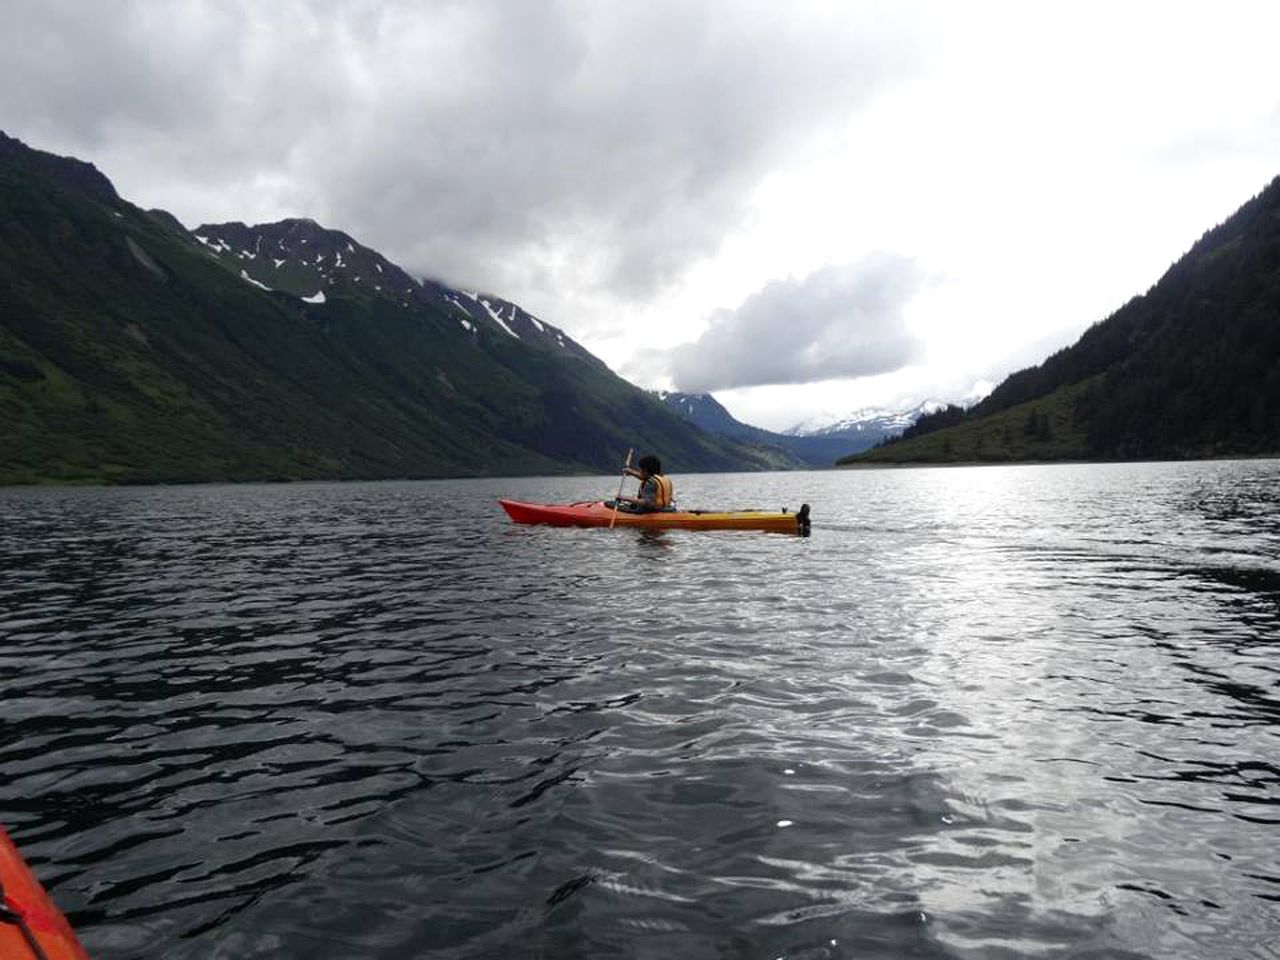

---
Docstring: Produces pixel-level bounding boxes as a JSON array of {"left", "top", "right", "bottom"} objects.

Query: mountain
[
  {"left": 845, "top": 174, "right": 1280, "bottom": 465},
  {"left": 654, "top": 391, "right": 936, "bottom": 466},
  {"left": 0, "top": 131, "right": 789, "bottom": 484},
  {"left": 787, "top": 401, "right": 947, "bottom": 440},
  {"left": 654, "top": 391, "right": 766, "bottom": 441},
  {"left": 191, "top": 218, "right": 603, "bottom": 365}
]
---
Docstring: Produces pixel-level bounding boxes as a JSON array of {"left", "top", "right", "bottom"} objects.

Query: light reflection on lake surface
[{"left": 1, "top": 460, "right": 1277, "bottom": 958}]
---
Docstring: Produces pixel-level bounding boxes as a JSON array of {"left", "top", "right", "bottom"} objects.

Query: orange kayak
[
  {"left": 0, "top": 827, "right": 90, "bottom": 960},
  {"left": 499, "top": 499, "right": 811, "bottom": 534}
]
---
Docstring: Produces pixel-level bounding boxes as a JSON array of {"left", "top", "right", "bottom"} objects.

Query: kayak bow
[{"left": 499, "top": 499, "right": 811, "bottom": 534}]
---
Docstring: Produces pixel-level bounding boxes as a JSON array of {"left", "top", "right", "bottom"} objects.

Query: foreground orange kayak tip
[{"left": 0, "top": 827, "right": 90, "bottom": 960}]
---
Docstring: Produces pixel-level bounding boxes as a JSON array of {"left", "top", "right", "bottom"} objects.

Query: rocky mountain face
[
  {"left": 653, "top": 391, "right": 762, "bottom": 441},
  {"left": 0, "top": 131, "right": 789, "bottom": 484},
  {"left": 192, "top": 218, "right": 598, "bottom": 361}
]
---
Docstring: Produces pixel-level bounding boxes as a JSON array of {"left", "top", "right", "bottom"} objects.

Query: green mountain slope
[
  {"left": 846, "top": 175, "right": 1280, "bottom": 465},
  {"left": 0, "top": 132, "right": 788, "bottom": 484}
]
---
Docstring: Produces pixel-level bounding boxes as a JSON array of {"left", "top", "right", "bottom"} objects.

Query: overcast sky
[{"left": 3, "top": 1, "right": 1277, "bottom": 430}]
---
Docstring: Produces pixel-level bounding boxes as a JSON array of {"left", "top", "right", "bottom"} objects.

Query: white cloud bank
[
  {"left": 3, "top": 0, "right": 1279, "bottom": 428},
  {"left": 664, "top": 256, "right": 925, "bottom": 392}
]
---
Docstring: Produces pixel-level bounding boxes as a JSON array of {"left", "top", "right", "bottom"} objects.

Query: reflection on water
[{"left": 1, "top": 461, "right": 1278, "bottom": 959}]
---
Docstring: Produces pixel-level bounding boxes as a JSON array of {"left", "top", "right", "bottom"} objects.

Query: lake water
[{"left": 1, "top": 461, "right": 1278, "bottom": 959}]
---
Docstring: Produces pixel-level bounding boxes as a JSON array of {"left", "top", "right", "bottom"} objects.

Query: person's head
[{"left": 637, "top": 454, "right": 662, "bottom": 476}]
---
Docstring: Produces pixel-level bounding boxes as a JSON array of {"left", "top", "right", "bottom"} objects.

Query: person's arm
[
  {"left": 617, "top": 477, "right": 655, "bottom": 507},
  {"left": 616, "top": 469, "right": 648, "bottom": 504}
]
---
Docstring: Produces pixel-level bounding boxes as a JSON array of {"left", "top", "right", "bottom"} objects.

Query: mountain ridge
[
  {"left": 0, "top": 130, "right": 119, "bottom": 203},
  {"left": 0, "top": 130, "right": 793, "bottom": 484},
  {"left": 192, "top": 218, "right": 600, "bottom": 362}
]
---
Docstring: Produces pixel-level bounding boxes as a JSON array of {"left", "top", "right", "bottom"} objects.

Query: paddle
[{"left": 609, "top": 448, "right": 634, "bottom": 529}]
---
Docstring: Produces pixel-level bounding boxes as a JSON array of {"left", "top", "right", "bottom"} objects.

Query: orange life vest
[{"left": 650, "top": 474, "right": 674, "bottom": 509}]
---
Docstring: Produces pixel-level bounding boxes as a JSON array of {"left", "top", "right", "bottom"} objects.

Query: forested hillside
[{"left": 846, "top": 175, "right": 1280, "bottom": 464}]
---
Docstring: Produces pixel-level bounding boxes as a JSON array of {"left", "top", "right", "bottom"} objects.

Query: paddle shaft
[{"left": 609, "top": 449, "right": 633, "bottom": 529}]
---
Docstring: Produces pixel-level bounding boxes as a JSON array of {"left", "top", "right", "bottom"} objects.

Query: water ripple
[{"left": 2, "top": 462, "right": 1278, "bottom": 958}]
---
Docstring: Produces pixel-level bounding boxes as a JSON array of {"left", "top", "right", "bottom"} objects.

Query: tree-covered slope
[
  {"left": 0, "top": 131, "right": 784, "bottom": 484},
  {"left": 846, "top": 175, "right": 1280, "bottom": 465}
]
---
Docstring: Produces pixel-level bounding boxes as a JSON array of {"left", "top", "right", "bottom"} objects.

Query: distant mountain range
[
  {"left": 6, "top": 129, "right": 1273, "bottom": 483},
  {"left": 654, "top": 391, "right": 942, "bottom": 466},
  {"left": 0, "top": 131, "right": 798, "bottom": 484},
  {"left": 845, "top": 174, "right": 1280, "bottom": 465},
  {"left": 784, "top": 400, "right": 947, "bottom": 439}
]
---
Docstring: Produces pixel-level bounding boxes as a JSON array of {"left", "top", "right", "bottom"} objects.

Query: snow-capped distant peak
[
  {"left": 787, "top": 399, "right": 950, "bottom": 437},
  {"left": 786, "top": 407, "right": 889, "bottom": 436}
]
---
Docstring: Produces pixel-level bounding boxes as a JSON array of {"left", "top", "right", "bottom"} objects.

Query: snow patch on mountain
[
  {"left": 462, "top": 292, "right": 521, "bottom": 339},
  {"left": 198, "top": 235, "right": 231, "bottom": 254},
  {"left": 239, "top": 269, "right": 271, "bottom": 291}
]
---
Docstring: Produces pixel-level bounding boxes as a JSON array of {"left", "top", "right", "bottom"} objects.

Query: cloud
[
  {"left": 663, "top": 255, "right": 925, "bottom": 392},
  {"left": 0, "top": 0, "right": 921, "bottom": 304}
]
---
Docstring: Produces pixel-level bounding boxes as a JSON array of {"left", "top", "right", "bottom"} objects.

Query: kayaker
[{"left": 615, "top": 454, "right": 674, "bottom": 512}]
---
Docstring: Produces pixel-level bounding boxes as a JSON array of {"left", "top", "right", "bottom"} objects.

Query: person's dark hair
[{"left": 638, "top": 454, "right": 662, "bottom": 475}]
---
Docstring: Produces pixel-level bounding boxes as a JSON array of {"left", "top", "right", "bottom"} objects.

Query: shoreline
[
  {"left": 837, "top": 453, "right": 1280, "bottom": 470},
  {"left": 4, "top": 453, "right": 1280, "bottom": 490}
]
